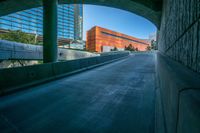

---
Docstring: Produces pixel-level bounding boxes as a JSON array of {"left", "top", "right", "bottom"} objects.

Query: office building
[
  {"left": 86, "top": 26, "right": 150, "bottom": 53},
  {"left": 0, "top": 4, "right": 83, "bottom": 47}
]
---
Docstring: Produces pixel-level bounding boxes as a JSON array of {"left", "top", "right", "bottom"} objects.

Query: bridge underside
[
  {"left": 0, "top": 0, "right": 200, "bottom": 133},
  {"left": 0, "top": 0, "right": 162, "bottom": 28}
]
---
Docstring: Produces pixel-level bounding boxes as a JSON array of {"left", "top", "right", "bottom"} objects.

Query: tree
[
  {"left": 0, "top": 30, "right": 40, "bottom": 45},
  {"left": 127, "top": 44, "right": 133, "bottom": 51},
  {"left": 145, "top": 40, "right": 157, "bottom": 51},
  {"left": 113, "top": 47, "right": 118, "bottom": 51},
  {"left": 125, "top": 44, "right": 136, "bottom": 51},
  {"left": 125, "top": 46, "right": 127, "bottom": 50},
  {"left": 111, "top": 46, "right": 118, "bottom": 51},
  {"left": 151, "top": 40, "right": 157, "bottom": 50},
  {"left": 146, "top": 45, "right": 151, "bottom": 51}
]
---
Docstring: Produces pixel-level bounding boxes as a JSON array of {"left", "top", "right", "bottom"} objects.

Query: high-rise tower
[{"left": 0, "top": 4, "right": 83, "bottom": 47}]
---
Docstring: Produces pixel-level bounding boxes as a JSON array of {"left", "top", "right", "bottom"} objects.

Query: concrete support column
[{"left": 43, "top": 0, "right": 58, "bottom": 63}]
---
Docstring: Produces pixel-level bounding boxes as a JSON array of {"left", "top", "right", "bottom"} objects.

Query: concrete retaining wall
[
  {"left": 158, "top": 0, "right": 200, "bottom": 73},
  {"left": 0, "top": 40, "right": 98, "bottom": 60},
  {"left": 156, "top": 52, "right": 200, "bottom": 133},
  {"left": 157, "top": 0, "right": 200, "bottom": 132},
  {"left": 0, "top": 52, "right": 129, "bottom": 95}
]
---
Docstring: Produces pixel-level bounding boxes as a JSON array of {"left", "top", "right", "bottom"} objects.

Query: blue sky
[{"left": 83, "top": 5, "right": 157, "bottom": 40}]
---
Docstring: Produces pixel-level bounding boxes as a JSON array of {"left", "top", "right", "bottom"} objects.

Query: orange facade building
[{"left": 86, "top": 26, "right": 150, "bottom": 53}]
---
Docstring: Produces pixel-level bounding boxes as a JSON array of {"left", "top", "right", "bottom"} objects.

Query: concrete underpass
[
  {"left": 0, "top": 53, "right": 156, "bottom": 133},
  {"left": 0, "top": 0, "right": 200, "bottom": 132}
]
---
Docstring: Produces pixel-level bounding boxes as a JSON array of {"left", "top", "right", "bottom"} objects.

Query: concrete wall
[
  {"left": 0, "top": 60, "right": 40, "bottom": 68},
  {"left": 158, "top": 0, "right": 200, "bottom": 73},
  {"left": 156, "top": 52, "right": 200, "bottom": 133},
  {"left": 0, "top": 40, "right": 98, "bottom": 61},
  {"left": 157, "top": 0, "right": 200, "bottom": 132},
  {"left": 0, "top": 52, "right": 129, "bottom": 95}
]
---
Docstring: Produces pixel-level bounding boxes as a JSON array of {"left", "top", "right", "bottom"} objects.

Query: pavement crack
[{"left": 0, "top": 114, "right": 22, "bottom": 133}]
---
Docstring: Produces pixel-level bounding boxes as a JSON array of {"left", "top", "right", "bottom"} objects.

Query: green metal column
[{"left": 43, "top": 0, "right": 58, "bottom": 63}]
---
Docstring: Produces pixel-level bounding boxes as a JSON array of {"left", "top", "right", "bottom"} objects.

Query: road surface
[{"left": 0, "top": 53, "right": 156, "bottom": 133}]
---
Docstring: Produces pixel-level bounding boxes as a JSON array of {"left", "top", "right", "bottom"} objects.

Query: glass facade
[
  {"left": 0, "top": 7, "right": 43, "bottom": 35},
  {"left": 74, "top": 4, "right": 83, "bottom": 40},
  {"left": 0, "top": 4, "right": 83, "bottom": 41}
]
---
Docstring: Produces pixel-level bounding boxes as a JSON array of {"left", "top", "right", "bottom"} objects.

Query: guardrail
[{"left": 0, "top": 52, "right": 129, "bottom": 95}]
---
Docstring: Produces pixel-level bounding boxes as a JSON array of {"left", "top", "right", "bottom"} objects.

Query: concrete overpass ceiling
[{"left": 0, "top": 0, "right": 162, "bottom": 28}]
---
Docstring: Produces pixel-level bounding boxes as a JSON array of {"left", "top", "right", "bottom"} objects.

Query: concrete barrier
[
  {"left": 177, "top": 89, "right": 200, "bottom": 133},
  {"left": 0, "top": 52, "right": 129, "bottom": 95},
  {"left": 0, "top": 40, "right": 98, "bottom": 61},
  {"left": 0, "top": 63, "right": 54, "bottom": 94},
  {"left": 156, "top": 52, "right": 200, "bottom": 133}
]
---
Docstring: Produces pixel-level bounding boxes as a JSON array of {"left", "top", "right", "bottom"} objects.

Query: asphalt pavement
[{"left": 0, "top": 52, "right": 156, "bottom": 133}]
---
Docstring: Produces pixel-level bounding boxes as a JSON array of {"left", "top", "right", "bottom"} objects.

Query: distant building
[
  {"left": 0, "top": 4, "right": 84, "bottom": 48},
  {"left": 60, "top": 40, "right": 86, "bottom": 50},
  {"left": 148, "top": 31, "right": 157, "bottom": 50},
  {"left": 149, "top": 32, "right": 157, "bottom": 42},
  {"left": 86, "top": 26, "right": 150, "bottom": 53}
]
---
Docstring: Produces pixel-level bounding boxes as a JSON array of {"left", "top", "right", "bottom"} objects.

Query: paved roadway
[{"left": 0, "top": 53, "right": 156, "bottom": 133}]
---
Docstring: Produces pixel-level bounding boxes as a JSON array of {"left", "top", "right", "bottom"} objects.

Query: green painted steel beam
[{"left": 43, "top": 0, "right": 58, "bottom": 63}]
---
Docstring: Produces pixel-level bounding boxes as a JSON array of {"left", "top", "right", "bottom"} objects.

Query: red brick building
[{"left": 86, "top": 26, "right": 150, "bottom": 53}]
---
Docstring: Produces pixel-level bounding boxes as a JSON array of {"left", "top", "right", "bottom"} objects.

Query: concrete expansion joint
[
  {"left": 165, "top": 16, "right": 200, "bottom": 53},
  {"left": 176, "top": 88, "right": 200, "bottom": 133},
  {"left": 0, "top": 114, "right": 22, "bottom": 133}
]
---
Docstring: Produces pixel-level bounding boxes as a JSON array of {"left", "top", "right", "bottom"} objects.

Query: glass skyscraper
[{"left": 0, "top": 4, "right": 83, "bottom": 45}]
